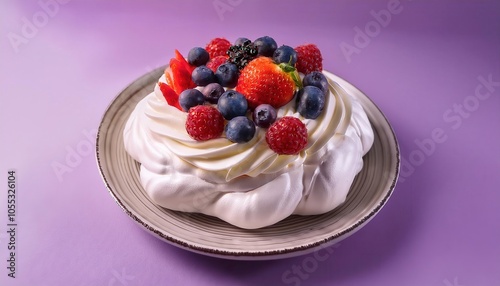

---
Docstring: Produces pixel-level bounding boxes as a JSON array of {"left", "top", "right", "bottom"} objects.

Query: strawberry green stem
[{"left": 278, "top": 63, "right": 303, "bottom": 89}]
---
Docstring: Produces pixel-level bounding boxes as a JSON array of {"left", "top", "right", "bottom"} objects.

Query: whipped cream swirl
[{"left": 123, "top": 72, "right": 374, "bottom": 229}]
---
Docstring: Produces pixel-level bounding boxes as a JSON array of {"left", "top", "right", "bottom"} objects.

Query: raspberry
[
  {"left": 295, "top": 44, "right": 323, "bottom": 74},
  {"left": 206, "top": 56, "right": 228, "bottom": 73},
  {"left": 205, "top": 38, "right": 231, "bottom": 59},
  {"left": 185, "top": 105, "right": 224, "bottom": 141},
  {"left": 265, "top": 117, "right": 308, "bottom": 155}
]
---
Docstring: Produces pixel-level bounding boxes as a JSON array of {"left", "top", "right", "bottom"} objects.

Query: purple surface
[{"left": 1, "top": 0, "right": 499, "bottom": 285}]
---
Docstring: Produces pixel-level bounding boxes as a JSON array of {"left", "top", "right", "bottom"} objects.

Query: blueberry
[
  {"left": 303, "top": 71, "right": 328, "bottom": 96},
  {"left": 225, "top": 116, "right": 256, "bottom": 143},
  {"left": 217, "top": 90, "right": 248, "bottom": 120},
  {"left": 273, "top": 45, "right": 297, "bottom": 65},
  {"left": 253, "top": 36, "right": 277, "bottom": 57},
  {"left": 179, "top": 89, "right": 205, "bottom": 111},
  {"left": 201, "top": 83, "right": 225, "bottom": 104},
  {"left": 252, "top": 104, "right": 277, "bottom": 128},
  {"left": 215, "top": 63, "right": 239, "bottom": 88},
  {"left": 192, "top": 66, "right": 216, "bottom": 86},
  {"left": 296, "top": 86, "right": 325, "bottom": 119},
  {"left": 187, "top": 47, "right": 209, "bottom": 66},
  {"left": 234, "top": 37, "right": 251, "bottom": 45}
]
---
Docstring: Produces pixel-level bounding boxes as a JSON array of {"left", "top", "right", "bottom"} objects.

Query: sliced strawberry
[
  {"left": 168, "top": 53, "right": 196, "bottom": 94},
  {"left": 174, "top": 49, "right": 195, "bottom": 74},
  {"left": 158, "top": 82, "right": 182, "bottom": 111},
  {"left": 160, "top": 50, "right": 197, "bottom": 110},
  {"left": 164, "top": 67, "right": 174, "bottom": 87}
]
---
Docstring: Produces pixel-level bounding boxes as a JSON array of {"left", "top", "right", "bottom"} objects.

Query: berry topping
[
  {"left": 296, "top": 86, "right": 325, "bottom": 119},
  {"left": 187, "top": 47, "right": 210, "bottom": 66},
  {"left": 217, "top": 90, "right": 248, "bottom": 120},
  {"left": 295, "top": 44, "right": 323, "bottom": 74},
  {"left": 166, "top": 50, "right": 196, "bottom": 95},
  {"left": 185, "top": 105, "right": 224, "bottom": 141},
  {"left": 206, "top": 55, "right": 228, "bottom": 73},
  {"left": 273, "top": 45, "right": 297, "bottom": 65},
  {"left": 179, "top": 88, "right": 205, "bottom": 111},
  {"left": 252, "top": 104, "right": 277, "bottom": 128},
  {"left": 302, "top": 71, "right": 329, "bottom": 96},
  {"left": 227, "top": 40, "right": 258, "bottom": 70},
  {"left": 158, "top": 82, "right": 181, "bottom": 111},
  {"left": 236, "top": 57, "right": 300, "bottom": 109},
  {"left": 205, "top": 37, "right": 231, "bottom": 59},
  {"left": 265, "top": 116, "right": 308, "bottom": 155},
  {"left": 215, "top": 62, "right": 239, "bottom": 88},
  {"left": 162, "top": 37, "right": 325, "bottom": 144},
  {"left": 192, "top": 65, "right": 216, "bottom": 86},
  {"left": 253, "top": 36, "right": 278, "bottom": 57},
  {"left": 225, "top": 116, "right": 256, "bottom": 143},
  {"left": 201, "top": 82, "right": 225, "bottom": 104}
]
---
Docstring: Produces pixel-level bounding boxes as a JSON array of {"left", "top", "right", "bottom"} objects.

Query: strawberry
[
  {"left": 165, "top": 50, "right": 196, "bottom": 95},
  {"left": 236, "top": 57, "right": 301, "bottom": 109},
  {"left": 158, "top": 82, "right": 181, "bottom": 111},
  {"left": 265, "top": 116, "right": 308, "bottom": 155},
  {"left": 205, "top": 38, "right": 231, "bottom": 59},
  {"left": 295, "top": 44, "right": 323, "bottom": 74},
  {"left": 206, "top": 55, "right": 227, "bottom": 72},
  {"left": 185, "top": 105, "right": 225, "bottom": 141},
  {"left": 174, "top": 49, "right": 195, "bottom": 73}
]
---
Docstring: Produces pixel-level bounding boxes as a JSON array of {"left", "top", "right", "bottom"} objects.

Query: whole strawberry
[
  {"left": 295, "top": 44, "right": 323, "bottom": 74},
  {"left": 236, "top": 57, "right": 301, "bottom": 109},
  {"left": 266, "top": 116, "right": 308, "bottom": 155},
  {"left": 205, "top": 38, "right": 231, "bottom": 59},
  {"left": 185, "top": 105, "right": 224, "bottom": 141}
]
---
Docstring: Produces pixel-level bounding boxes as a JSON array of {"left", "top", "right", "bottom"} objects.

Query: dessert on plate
[{"left": 123, "top": 36, "right": 374, "bottom": 229}]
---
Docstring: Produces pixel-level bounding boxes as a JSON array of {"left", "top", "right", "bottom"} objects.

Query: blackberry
[{"left": 227, "top": 40, "right": 258, "bottom": 70}]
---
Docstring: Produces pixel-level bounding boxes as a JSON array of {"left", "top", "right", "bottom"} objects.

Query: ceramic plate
[{"left": 96, "top": 66, "right": 400, "bottom": 260}]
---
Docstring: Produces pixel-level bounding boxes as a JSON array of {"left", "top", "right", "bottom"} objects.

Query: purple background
[{"left": 1, "top": 0, "right": 499, "bottom": 285}]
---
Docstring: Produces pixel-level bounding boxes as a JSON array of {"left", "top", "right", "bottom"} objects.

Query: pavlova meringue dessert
[{"left": 124, "top": 36, "right": 374, "bottom": 229}]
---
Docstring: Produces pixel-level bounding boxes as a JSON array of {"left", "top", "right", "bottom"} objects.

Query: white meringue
[{"left": 123, "top": 72, "right": 374, "bottom": 229}]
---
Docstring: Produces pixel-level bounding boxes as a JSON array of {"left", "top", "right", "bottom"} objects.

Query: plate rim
[{"left": 96, "top": 66, "right": 400, "bottom": 260}]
